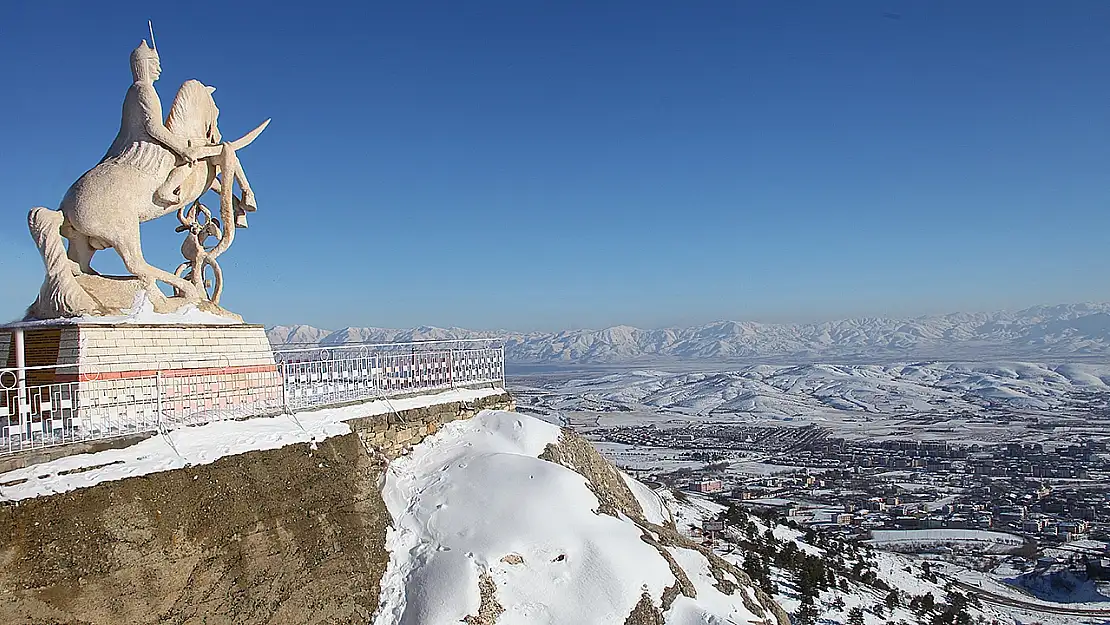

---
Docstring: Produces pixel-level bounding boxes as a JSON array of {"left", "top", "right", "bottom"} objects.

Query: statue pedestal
[
  {"left": 0, "top": 323, "right": 282, "bottom": 447},
  {"left": 29, "top": 274, "right": 243, "bottom": 323}
]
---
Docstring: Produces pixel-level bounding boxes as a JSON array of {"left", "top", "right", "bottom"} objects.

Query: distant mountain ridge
[{"left": 267, "top": 303, "right": 1110, "bottom": 363}]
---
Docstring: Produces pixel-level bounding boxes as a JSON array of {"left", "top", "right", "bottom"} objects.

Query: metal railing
[
  {"left": 276, "top": 340, "right": 504, "bottom": 411},
  {"left": 0, "top": 339, "right": 504, "bottom": 456}
]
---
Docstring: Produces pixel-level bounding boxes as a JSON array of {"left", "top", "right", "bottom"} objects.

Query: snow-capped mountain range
[{"left": 268, "top": 303, "right": 1110, "bottom": 363}]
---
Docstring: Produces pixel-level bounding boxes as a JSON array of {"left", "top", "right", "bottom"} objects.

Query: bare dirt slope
[{"left": 0, "top": 432, "right": 390, "bottom": 625}]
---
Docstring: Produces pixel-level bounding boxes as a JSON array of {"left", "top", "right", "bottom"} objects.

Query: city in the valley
[{"left": 513, "top": 362, "right": 1110, "bottom": 624}]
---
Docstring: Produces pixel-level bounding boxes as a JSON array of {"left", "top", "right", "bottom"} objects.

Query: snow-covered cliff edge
[{"left": 375, "top": 410, "right": 788, "bottom": 625}]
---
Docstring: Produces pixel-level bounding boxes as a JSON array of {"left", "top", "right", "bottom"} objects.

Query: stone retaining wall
[{"left": 350, "top": 389, "right": 514, "bottom": 459}]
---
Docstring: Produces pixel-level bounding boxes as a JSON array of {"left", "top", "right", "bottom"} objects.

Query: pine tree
[
  {"left": 794, "top": 596, "right": 820, "bottom": 625},
  {"left": 742, "top": 553, "right": 765, "bottom": 587},
  {"left": 764, "top": 527, "right": 778, "bottom": 547},
  {"left": 885, "top": 589, "right": 901, "bottom": 611},
  {"left": 846, "top": 606, "right": 865, "bottom": 625}
]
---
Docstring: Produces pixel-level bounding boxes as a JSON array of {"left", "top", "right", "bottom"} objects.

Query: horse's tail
[{"left": 26, "top": 207, "right": 98, "bottom": 319}]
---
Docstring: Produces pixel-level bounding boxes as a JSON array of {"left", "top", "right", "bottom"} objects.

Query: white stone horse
[{"left": 27, "top": 79, "right": 268, "bottom": 319}]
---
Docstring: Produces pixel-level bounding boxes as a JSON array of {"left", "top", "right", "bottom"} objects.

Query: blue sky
[{"left": 2, "top": 2, "right": 1109, "bottom": 331}]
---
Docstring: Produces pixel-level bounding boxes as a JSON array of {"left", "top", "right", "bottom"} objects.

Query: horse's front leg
[
  {"left": 208, "top": 177, "right": 250, "bottom": 228},
  {"left": 236, "top": 168, "right": 257, "bottom": 213},
  {"left": 223, "top": 148, "right": 256, "bottom": 213},
  {"left": 209, "top": 150, "right": 255, "bottom": 227}
]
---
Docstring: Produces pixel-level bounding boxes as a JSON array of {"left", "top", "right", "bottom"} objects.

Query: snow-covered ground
[
  {"left": 643, "top": 489, "right": 1110, "bottom": 625},
  {"left": 868, "top": 529, "right": 1025, "bottom": 554},
  {"left": 0, "top": 387, "right": 505, "bottom": 502},
  {"left": 373, "top": 410, "right": 782, "bottom": 625}
]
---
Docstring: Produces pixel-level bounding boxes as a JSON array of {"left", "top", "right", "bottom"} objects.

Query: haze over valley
[{"left": 269, "top": 302, "right": 1110, "bottom": 365}]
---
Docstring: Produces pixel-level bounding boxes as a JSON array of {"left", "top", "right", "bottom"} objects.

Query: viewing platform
[{"left": 0, "top": 329, "right": 506, "bottom": 470}]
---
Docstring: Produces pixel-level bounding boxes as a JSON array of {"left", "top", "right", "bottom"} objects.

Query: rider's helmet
[{"left": 130, "top": 40, "right": 160, "bottom": 82}]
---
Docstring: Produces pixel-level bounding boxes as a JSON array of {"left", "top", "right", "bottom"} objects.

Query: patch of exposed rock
[
  {"left": 462, "top": 570, "right": 506, "bottom": 625},
  {"left": 541, "top": 427, "right": 790, "bottom": 625}
]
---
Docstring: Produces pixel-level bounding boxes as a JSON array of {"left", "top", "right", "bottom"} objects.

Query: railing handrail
[
  {"left": 272, "top": 337, "right": 503, "bottom": 355},
  {"left": 0, "top": 338, "right": 506, "bottom": 376}
]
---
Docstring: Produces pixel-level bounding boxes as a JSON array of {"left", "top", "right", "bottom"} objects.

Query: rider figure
[{"left": 103, "top": 41, "right": 204, "bottom": 206}]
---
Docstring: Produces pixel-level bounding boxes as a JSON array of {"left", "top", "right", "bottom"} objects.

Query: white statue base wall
[{"left": 0, "top": 324, "right": 282, "bottom": 441}]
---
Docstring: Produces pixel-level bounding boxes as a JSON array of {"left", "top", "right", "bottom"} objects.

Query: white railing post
[
  {"left": 155, "top": 370, "right": 163, "bottom": 431},
  {"left": 279, "top": 361, "right": 288, "bottom": 413},
  {"left": 13, "top": 328, "right": 28, "bottom": 445}
]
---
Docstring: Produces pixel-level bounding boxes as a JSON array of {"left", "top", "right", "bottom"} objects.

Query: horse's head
[{"left": 165, "top": 79, "right": 221, "bottom": 145}]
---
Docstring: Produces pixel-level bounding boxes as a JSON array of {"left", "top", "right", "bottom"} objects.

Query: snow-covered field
[
  {"left": 868, "top": 529, "right": 1025, "bottom": 554},
  {"left": 535, "top": 362, "right": 1110, "bottom": 417},
  {"left": 516, "top": 361, "right": 1110, "bottom": 443}
]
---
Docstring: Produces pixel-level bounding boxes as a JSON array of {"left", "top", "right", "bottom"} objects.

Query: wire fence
[{"left": 0, "top": 339, "right": 504, "bottom": 457}]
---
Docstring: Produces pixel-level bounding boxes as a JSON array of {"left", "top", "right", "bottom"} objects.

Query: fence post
[
  {"left": 279, "top": 361, "right": 289, "bottom": 413},
  {"left": 155, "top": 370, "right": 163, "bottom": 432},
  {"left": 13, "top": 328, "right": 28, "bottom": 444}
]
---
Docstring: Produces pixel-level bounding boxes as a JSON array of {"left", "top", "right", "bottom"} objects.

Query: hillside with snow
[
  {"left": 0, "top": 399, "right": 788, "bottom": 625},
  {"left": 669, "top": 496, "right": 1109, "bottom": 625},
  {"left": 525, "top": 361, "right": 1110, "bottom": 419},
  {"left": 374, "top": 410, "right": 788, "bottom": 625},
  {"left": 268, "top": 303, "right": 1110, "bottom": 363}
]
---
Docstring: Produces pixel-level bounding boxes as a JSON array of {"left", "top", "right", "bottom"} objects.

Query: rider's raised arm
[{"left": 136, "top": 85, "right": 193, "bottom": 161}]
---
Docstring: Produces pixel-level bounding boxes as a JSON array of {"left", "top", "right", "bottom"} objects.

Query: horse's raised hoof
[{"left": 241, "top": 191, "right": 257, "bottom": 213}]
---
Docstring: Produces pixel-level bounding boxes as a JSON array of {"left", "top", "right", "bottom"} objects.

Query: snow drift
[{"left": 374, "top": 410, "right": 787, "bottom": 625}]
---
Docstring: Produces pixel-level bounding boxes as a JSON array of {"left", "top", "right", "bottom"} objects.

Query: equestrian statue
[{"left": 26, "top": 37, "right": 269, "bottom": 321}]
